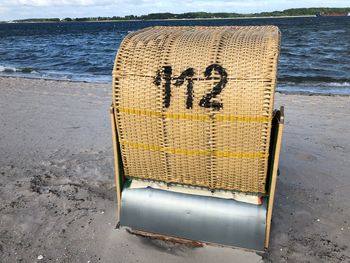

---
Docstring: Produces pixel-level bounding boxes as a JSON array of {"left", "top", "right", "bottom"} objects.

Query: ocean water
[{"left": 0, "top": 17, "right": 349, "bottom": 95}]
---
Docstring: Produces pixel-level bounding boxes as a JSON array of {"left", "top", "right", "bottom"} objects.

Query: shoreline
[{"left": 1, "top": 75, "right": 349, "bottom": 97}]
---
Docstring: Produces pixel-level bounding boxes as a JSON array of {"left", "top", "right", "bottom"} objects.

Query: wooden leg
[
  {"left": 110, "top": 106, "right": 122, "bottom": 218},
  {"left": 265, "top": 107, "right": 284, "bottom": 249}
]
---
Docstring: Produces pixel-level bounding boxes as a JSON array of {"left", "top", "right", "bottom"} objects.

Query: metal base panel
[{"left": 120, "top": 187, "right": 267, "bottom": 250}]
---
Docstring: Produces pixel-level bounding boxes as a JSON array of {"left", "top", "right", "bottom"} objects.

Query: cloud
[
  {"left": 0, "top": 0, "right": 112, "bottom": 7},
  {"left": 0, "top": 0, "right": 349, "bottom": 20}
]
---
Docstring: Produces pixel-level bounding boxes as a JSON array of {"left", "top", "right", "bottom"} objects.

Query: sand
[{"left": 0, "top": 77, "right": 349, "bottom": 262}]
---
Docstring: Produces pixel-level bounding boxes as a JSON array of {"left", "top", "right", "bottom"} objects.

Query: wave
[
  {"left": 0, "top": 66, "right": 111, "bottom": 83},
  {"left": 279, "top": 76, "right": 350, "bottom": 85},
  {"left": 277, "top": 85, "right": 350, "bottom": 95},
  {"left": 278, "top": 77, "right": 350, "bottom": 95},
  {"left": 0, "top": 65, "right": 36, "bottom": 73}
]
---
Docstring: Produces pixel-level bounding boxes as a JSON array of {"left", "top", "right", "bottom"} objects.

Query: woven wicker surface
[{"left": 112, "top": 26, "right": 280, "bottom": 193}]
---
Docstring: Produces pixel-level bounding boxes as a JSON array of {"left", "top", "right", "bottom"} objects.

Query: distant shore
[
  {"left": 5, "top": 7, "right": 349, "bottom": 23},
  {"left": 4, "top": 15, "right": 317, "bottom": 24}
]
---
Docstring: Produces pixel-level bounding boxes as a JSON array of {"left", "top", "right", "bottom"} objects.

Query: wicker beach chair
[{"left": 110, "top": 26, "right": 284, "bottom": 250}]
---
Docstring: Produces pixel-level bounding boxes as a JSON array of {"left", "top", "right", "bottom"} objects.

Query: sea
[{"left": 0, "top": 17, "right": 349, "bottom": 95}]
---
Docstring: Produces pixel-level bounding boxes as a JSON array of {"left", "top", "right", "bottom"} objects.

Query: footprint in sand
[{"left": 295, "top": 152, "right": 317, "bottom": 161}]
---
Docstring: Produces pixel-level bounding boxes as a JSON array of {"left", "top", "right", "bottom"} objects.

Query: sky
[{"left": 0, "top": 0, "right": 349, "bottom": 21}]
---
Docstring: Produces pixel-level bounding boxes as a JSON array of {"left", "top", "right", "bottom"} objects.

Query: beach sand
[{"left": 0, "top": 77, "right": 349, "bottom": 262}]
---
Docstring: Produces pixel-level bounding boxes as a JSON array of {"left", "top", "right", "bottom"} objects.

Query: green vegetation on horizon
[{"left": 10, "top": 7, "right": 350, "bottom": 23}]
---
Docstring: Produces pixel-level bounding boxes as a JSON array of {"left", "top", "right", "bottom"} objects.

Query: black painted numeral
[
  {"left": 199, "top": 64, "right": 227, "bottom": 110},
  {"left": 174, "top": 68, "right": 195, "bottom": 109},
  {"left": 154, "top": 66, "right": 172, "bottom": 108}
]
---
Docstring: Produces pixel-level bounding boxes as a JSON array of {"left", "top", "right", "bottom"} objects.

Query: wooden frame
[
  {"left": 110, "top": 106, "right": 123, "bottom": 217},
  {"left": 264, "top": 106, "right": 284, "bottom": 248}
]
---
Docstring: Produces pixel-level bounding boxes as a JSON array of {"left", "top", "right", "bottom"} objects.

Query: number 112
[{"left": 154, "top": 64, "right": 228, "bottom": 111}]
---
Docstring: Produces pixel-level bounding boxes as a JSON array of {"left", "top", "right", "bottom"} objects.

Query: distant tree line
[
  {"left": 12, "top": 18, "right": 61, "bottom": 22},
  {"left": 11, "top": 8, "right": 350, "bottom": 23}
]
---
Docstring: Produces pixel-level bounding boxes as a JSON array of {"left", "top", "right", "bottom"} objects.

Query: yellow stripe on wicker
[
  {"left": 117, "top": 107, "right": 271, "bottom": 123},
  {"left": 120, "top": 140, "right": 269, "bottom": 159}
]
